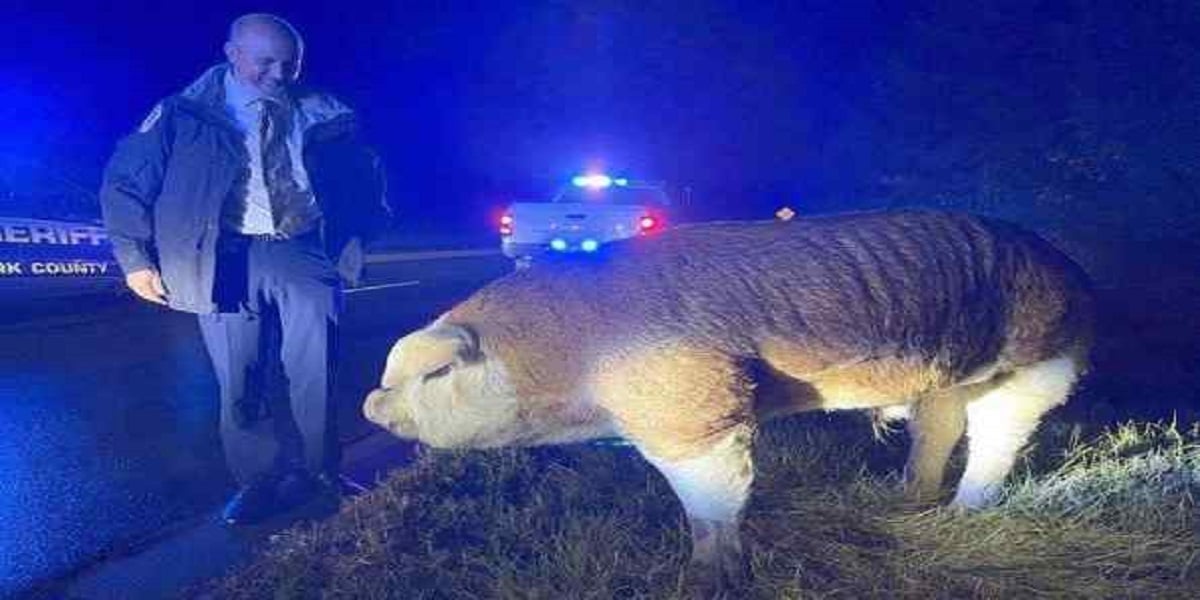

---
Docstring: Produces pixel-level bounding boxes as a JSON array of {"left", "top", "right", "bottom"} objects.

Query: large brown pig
[{"left": 364, "top": 209, "right": 1093, "bottom": 595}]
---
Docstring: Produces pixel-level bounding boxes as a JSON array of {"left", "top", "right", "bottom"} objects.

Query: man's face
[{"left": 225, "top": 26, "right": 301, "bottom": 97}]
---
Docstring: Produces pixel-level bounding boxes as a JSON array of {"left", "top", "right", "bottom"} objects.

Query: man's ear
[
  {"left": 292, "top": 54, "right": 304, "bottom": 82},
  {"left": 223, "top": 41, "right": 238, "bottom": 65}
]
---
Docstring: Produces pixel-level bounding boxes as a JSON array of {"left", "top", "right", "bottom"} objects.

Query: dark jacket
[{"left": 101, "top": 65, "right": 389, "bottom": 314}]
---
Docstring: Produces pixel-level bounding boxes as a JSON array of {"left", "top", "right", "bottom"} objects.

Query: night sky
[
  {"left": 5, "top": 1, "right": 1199, "bottom": 237},
  {"left": 4, "top": 1, "right": 914, "bottom": 224}
]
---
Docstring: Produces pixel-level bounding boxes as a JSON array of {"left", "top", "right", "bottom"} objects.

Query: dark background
[
  {"left": 0, "top": 4, "right": 1197, "bottom": 595},
  {"left": 3, "top": 0, "right": 1199, "bottom": 415}
]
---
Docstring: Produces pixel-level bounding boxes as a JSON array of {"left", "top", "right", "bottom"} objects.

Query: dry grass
[{"left": 195, "top": 415, "right": 1199, "bottom": 599}]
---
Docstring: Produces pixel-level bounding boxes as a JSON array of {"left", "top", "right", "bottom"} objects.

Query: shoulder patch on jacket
[{"left": 138, "top": 103, "right": 164, "bottom": 133}]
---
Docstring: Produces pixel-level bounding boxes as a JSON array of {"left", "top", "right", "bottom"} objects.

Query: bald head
[
  {"left": 224, "top": 13, "right": 304, "bottom": 97},
  {"left": 229, "top": 14, "right": 303, "bottom": 50}
]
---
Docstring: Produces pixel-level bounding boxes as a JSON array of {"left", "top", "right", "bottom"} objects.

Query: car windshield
[{"left": 553, "top": 186, "right": 669, "bottom": 206}]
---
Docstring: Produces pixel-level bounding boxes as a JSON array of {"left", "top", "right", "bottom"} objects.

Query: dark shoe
[
  {"left": 275, "top": 470, "right": 322, "bottom": 509},
  {"left": 222, "top": 481, "right": 279, "bottom": 526}
]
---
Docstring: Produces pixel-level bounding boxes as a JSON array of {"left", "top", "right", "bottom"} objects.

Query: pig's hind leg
[
  {"left": 952, "top": 355, "right": 1082, "bottom": 508},
  {"left": 902, "top": 387, "right": 969, "bottom": 503}
]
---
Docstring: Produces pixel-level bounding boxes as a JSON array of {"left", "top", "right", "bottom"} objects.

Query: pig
[{"left": 363, "top": 209, "right": 1093, "bottom": 595}]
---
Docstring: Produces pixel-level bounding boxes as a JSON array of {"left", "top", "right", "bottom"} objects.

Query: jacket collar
[
  {"left": 174, "top": 64, "right": 357, "bottom": 136},
  {"left": 173, "top": 64, "right": 238, "bottom": 131}
]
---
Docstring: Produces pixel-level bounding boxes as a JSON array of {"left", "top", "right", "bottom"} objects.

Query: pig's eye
[{"left": 422, "top": 364, "right": 452, "bottom": 382}]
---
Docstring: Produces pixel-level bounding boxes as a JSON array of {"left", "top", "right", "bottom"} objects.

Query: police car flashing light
[
  {"left": 547, "top": 237, "right": 602, "bottom": 253},
  {"left": 570, "top": 174, "right": 630, "bottom": 189},
  {"left": 502, "top": 173, "right": 670, "bottom": 269}
]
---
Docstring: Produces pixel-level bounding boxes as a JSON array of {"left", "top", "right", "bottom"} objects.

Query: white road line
[
  {"left": 343, "top": 280, "right": 421, "bottom": 294},
  {"left": 364, "top": 248, "right": 500, "bottom": 264},
  {"left": 346, "top": 247, "right": 497, "bottom": 294}
]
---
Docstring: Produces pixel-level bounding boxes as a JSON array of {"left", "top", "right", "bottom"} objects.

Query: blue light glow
[
  {"left": 571, "top": 174, "right": 613, "bottom": 189},
  {"left": 550, "top": 238, "right": 569, "bottom": 251},
  {"left": 580, "top": 239, "right": 599, "bottom": 252}
]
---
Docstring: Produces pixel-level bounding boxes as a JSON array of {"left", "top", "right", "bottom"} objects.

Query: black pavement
[
  {"left": 2, "top": 246, "right": 508, "bottom": 598},
  {"left": 58, "top": 431, "right": 418, "bottom": 600}
]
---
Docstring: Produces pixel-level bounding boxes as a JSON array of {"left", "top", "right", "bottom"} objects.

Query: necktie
[{"left": 259, "top": 99, "right": 301, "bottom": 235}]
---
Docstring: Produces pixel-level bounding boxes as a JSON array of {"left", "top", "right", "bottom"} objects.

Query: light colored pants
[{"left": 197, "top": 233, "right": 341, "bottom": 485}]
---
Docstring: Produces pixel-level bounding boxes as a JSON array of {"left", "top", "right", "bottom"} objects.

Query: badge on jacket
[{"left": 138, "top": 103, "right": 164, "bottom": 133}]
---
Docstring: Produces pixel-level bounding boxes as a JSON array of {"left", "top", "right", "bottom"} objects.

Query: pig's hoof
[
  {"left": 681, "top": 557, "right": 750, "bottom": 599},
  {"left": 900, "top": 479, "right": 951, "bottom": 507},
  {"left": 681, "top": 571, "right": 723, "bottom": 599}
]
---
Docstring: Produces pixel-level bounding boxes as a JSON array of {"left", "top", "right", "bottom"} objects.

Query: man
[{"left": 101, "top": 13, "right": 388, "bottom": 525}]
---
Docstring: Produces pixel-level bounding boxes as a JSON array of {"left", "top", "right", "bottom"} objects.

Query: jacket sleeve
[
  {"left": 99, "top": 101, "right": 172, "bottom": 275},
  {"left": 328, "top": 136, "right": 392, "bottom": 245},
  {"left": 362, "top": 146, "right": 392, "bottom": 241}
]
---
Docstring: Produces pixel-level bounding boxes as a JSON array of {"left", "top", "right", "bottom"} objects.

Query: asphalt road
[{"left": 0, "top": 252, "right": 509, "bottom": 597}]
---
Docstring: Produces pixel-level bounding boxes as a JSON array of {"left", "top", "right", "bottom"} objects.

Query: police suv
[
  {"left": 0, "top": 169, "right": 122, "bottom": 300},
  {"left": 499, "top": 174, "right": 670, "bottom": 269}
]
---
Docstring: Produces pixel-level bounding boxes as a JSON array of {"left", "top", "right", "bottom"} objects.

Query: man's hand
[
  {"left": 125, "top": 268, "right": 168, "bottom": 305},
  {"left": 337, "top": 237, "right": 364, "bottom": 288}
]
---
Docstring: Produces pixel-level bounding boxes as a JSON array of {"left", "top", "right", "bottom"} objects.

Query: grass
[{"left": 194, "top": 414, "right": 1199, "bottom": 599}]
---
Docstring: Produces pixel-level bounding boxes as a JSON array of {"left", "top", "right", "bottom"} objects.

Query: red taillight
[
  {"left": 638, "top": 215, "right": 658, "bottom": 232},
  {"left": 499, "top": 214, "right": 514, "bottom": 236}
]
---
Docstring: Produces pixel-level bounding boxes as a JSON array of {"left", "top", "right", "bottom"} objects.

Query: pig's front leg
[
  {"left": 593, "top": 348, "right": 757, "bottom": 598},
  {"left": 643, "top": 425, "right": 755, "bottom": 598}
]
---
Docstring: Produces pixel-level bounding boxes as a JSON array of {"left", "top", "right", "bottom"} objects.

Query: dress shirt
[{"left": 222, "top": 72, "right": 321, "bottom": 236}]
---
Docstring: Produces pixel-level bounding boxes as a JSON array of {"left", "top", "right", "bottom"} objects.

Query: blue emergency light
[
  {"left": 570, "top": 174, "right": 629, "bottom": 189},
  {"left": 571, "top": 174, "right": 611, "bottom": 188}
]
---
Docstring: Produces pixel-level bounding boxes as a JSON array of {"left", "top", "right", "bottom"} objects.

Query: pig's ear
[
  {"left": 382, "top": 323, "right": 482, "bottom": 388},
  {"left": 425, "top": 322, "right": 482, "bottom": 364}
]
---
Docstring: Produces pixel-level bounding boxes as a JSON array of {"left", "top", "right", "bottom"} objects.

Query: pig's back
[{"left": 461, "top": 210, "right": 1093, "bottom": 376}]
